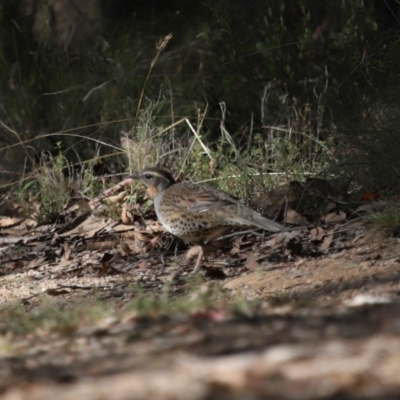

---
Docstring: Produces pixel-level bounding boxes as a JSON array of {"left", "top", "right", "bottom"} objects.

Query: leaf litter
[{"left": 1, "top": 179, "right": 400, "bottom": 398}]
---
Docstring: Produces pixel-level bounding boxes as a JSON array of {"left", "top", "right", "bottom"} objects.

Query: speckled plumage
[{"left": 132, "top": 167, "right": 285, "bottom": 273}]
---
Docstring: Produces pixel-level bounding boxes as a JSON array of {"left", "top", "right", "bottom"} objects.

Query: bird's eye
[{"left": 144, "top": 174, "right": 153, "bottom": 180}]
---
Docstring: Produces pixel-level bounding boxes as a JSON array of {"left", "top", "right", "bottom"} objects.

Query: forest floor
[{"left": 1, "top": 200, "right": 400, "bottom": 400}]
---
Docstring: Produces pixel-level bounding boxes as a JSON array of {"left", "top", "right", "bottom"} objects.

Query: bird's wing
[{"left": 173, "top": 184, "right": 236, "bottom": 213}]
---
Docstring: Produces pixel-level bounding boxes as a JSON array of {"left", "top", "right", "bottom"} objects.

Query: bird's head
[{"left": 131, "top": 167, "right": 175, "bottom": 197}]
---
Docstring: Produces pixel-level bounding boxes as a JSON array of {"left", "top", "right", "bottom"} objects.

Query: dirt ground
[{"left": 1, "top": 213, "right": 400, "bottom": 399}]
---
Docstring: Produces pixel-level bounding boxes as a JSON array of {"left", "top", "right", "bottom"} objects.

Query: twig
[
  {"left": 185, "top": 117, "right": 212, "bottom": 160},
  {"left": 135, "top": 34, "right": 173, "bottom": 121}
]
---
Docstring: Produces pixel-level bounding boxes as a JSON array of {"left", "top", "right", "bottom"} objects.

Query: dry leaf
[
  {"left": 32, "top": 242, "right": 47, "bottom": 253},
  {"left": 133, "top": 231, "right": 155, "bottom": 242},
  {"left": 86, "top": 241, "right": 116, "bottom": 251},
  {"left": 323, "top": 210, "right": 346, "bottom": 223},
  {"left": 105, "top": 191, "right": 128, "bottom": 205},
  {"left": 244, "top": 258, "right": 262, "bottom": 271},
  {"left": 63, "top": 241, "right": 71, "bottom": 260},
  {"left": 120, "top": 240, "right": 132, "bottom": 255},
  {"left": 361, "top": 191, "right": 379, "bottom": 202},
  {"left": 230, "top": 246, "right": 241, "bottom": 256},
  {"left": 0, "top": 217, "right": 25, "bottom": 228},
  {"left": 319, "top": 234, "right": 333, "bottom": 251},
  {"left": 285, "top": 209, "right": 308, "bottom": 225},
  {"left": 310, "top": 227, "right": 326, "bottom": 240},
  {"left": 121, "top": 205, "right": 134, "bottom": 225},
  {"left": 62, "top": 215, "right": 111, "bottom": 237},
  {"left": 325, "top": 202, "right": 337, "bottom": 213},
  {"left": 145, "top": 220, "right": 165, "bottom": 233},
  {"left": 264, "top": 231, "right": 290, "bottom": 247},
  {"left": 26, "top": 256, "right": 46, "bottom": 270},
  {"left": 51, "top": 232, "right": 59, "bottom": 246}
]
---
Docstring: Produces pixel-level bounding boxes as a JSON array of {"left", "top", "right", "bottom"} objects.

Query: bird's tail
[
  {"left": 225, "top": 211, "right": 285, "bottom": 232},
  {"left": 250, "top": 213, "right": 285, "bottom": 232}
]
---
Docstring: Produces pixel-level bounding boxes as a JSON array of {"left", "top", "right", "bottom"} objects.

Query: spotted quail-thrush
[{"left": 132, "top": 167, "right": 285, "bottom": 273}]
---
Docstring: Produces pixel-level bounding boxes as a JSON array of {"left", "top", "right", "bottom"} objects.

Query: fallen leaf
[
  {"left": 264, "top": 231, "right": 291, "bottom": 247},
  {"left": 324, "top": 201, "right": 337, "bottom": 213},
  {"left": 319, "top": 234, "right": 333, "bottom": 251},
  {"left": 62, "top": 215, "right": 112, "bottom": 237},
  {"left": 244, "top": 258, "right": 262, "bottom": 271},
  {"left": 86, "top": 241, "right": 117, "bottom": 251},
  {"left": 63, "top": 241, "right": 71, "bottom": 260},
  {"left": 121, "top": 205, "right": 134, "bottom": 225},
  {"left": 0, "top": 217, "right": 25, "bottom": 228},
  {"left": 26, "top": 256, "right": 46, "bottom": 270},
  {"left": 285, "top": 209, "right": 308, "bottom": 225},
  {"left": 105, "top": 191, "right": 128, "bottom": 204},
  {"left": 230, "top": 246, "right": 241, "bottom": 256},
  {"left": 361, "top": 191, "right": 379, "bottom": 202},
  {"left": 310, "top": 227, "right": 326, "bottom": 240},
  {"left": 323, "top": 210, "right": 346, "bottom": 223},
  {"left": 145, "top": 220, "right": 165, "bottom": 233},
  {"left": 120, "top": 240, "right": 132, "bottom": 255},
  {"left": 133, "top": 231, "right": 156, "bottom": 242}
]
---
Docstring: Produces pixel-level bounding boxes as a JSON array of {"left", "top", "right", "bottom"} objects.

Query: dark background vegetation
[{"left": 1, "top": 0, "right": 400, "bottom": 191}]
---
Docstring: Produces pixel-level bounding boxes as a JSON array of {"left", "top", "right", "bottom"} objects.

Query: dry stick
[
  {"left": 135, "top": 34, "right": 173, "bottom": 121},
  {"left": 0, "top": 119, "right": 136, "bottom": 154},
  {"left": 156, "top": 118, "right": 186, "bottom": 136},
  {"left": 82, "top": 81, "right": 110, "bottom": 102},
  {"left": 0, "top": 119, "right": 35, "bottom": 166},
  {"left": 185, "top": 117, "right": 213, "bottom": 160},
  {"left": 168, "top": 80, "right": 175, "bottom": 140},
  {"left": 219, "top": 101, "right": 238, "bottom": 155},
  {"left": 178, "top": 137, "right": 197, "bottom": 178},
  {"left": 178, "top": 105, "right": 210, "bottom": 176},
  {"left": 89, "top": 175, "right": 136, "bottom": 209}
]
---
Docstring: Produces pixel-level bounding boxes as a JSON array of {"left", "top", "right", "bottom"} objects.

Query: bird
[{"left": 131, "top": 167, "right": 285, "bottom": 273}]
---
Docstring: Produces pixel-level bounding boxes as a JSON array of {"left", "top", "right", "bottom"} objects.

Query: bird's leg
[
  {"left": 192, "top": 246, "right": 204, "bottom": 274},
  {"left": 190, "top": 227, "right": 232, "bottom": 274}
]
